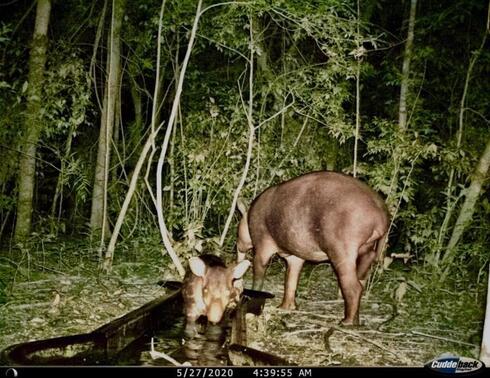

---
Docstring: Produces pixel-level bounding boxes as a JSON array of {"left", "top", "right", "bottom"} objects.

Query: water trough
[{"left": 1, "top": 283, "right": 290, "bottom": 366}]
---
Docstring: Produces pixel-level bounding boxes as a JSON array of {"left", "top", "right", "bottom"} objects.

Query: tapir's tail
[
  {"left": 236, "top": 198, "right": 247, "bottom": 218},
  {"left": 236, "top": 198, "right": 251, "bottom": 262},
  {"left": 376, "top": 232, "right": 388, "bottom": 264}
]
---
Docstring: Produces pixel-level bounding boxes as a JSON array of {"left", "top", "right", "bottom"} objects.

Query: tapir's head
[{"left": 188, "top": 257, "right": 250, "bottom": 324}]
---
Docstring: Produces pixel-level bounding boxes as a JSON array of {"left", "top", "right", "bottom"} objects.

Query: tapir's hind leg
[
  {"left": 356, "top": 248, "right": 377, "bottom": 289},
  {"left": 333, "top": 247, "right": 363, "bottom": 326}
]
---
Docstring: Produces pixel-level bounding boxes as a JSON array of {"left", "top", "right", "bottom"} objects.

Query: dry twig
[{"left": 411, "top": 330, "right": 478, "bottom": 347}]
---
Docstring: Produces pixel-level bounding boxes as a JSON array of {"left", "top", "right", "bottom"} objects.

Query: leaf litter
[{"left": 0, "top": 247, "right": 485, "bottom": 366}]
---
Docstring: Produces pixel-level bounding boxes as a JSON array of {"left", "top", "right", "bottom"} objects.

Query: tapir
[
  {"left": 236, "top": 171, "right": 389, "bottom": 326},
  {"left": 182, "top": 254, "right": 250, "bottom": 335}
]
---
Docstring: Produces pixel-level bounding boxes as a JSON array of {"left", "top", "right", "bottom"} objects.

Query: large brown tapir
[{"left": 237, "top": 171, "right": 389, "bottom": 325}]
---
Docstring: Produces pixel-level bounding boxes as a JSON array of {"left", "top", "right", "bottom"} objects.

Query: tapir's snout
[
  {"left": 207, "top": 300, "right": 225, "bottom": 324},
  {"left": 183, "top": 254, "right": 250, "bottom": 329}
]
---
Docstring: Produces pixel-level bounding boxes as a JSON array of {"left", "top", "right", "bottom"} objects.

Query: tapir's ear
[
  {"left": 232, "top": 260, "right": 251, "bottom": 279},
  {"left": 189, "top": 257, "right": 206, "bottom": 277}
]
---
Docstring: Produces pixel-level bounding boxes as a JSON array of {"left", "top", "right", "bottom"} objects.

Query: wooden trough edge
[{"left": 1, "top": 284, "right": 290, "bottom": 366}]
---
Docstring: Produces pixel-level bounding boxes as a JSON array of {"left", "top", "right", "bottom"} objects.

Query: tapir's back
[{"left": 247, "top": 171, "right": 389, "bottom": 259}]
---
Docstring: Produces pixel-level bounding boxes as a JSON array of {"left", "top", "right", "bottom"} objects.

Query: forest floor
[
  {"left": 245, "top": 257, "right": 485, "bottom": 366},
  {"left": 0, "top": 238, "right": 486, "bottom": 366}
]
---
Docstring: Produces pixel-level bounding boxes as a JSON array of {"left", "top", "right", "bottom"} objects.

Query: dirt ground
[
  {"left": 243, "top": 258, "right": 483, "bottom": 366},
  {"left": 0, "top": 246, "right": 484, "bottom": 366},
  {"left": 0, "top": 266, "right": 169, "bottom": 352}
]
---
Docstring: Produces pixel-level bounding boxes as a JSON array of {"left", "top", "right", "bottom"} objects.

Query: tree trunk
[
  {"left": 14, "top": 0, "right": 52, "bottom": 241},
  {"left": 102, "top": 0, "right": 167, "bottom": 272},
  {"left": 50, "top": 123, "right": 76, "bottom": 231},
  {"left": 325, "top": 137, "right": 338, "bottom": 171},
  {"left": 90, "top": 0, "right": 126, "bottom": 237},
  {"left": 481, "top": 263, "right": 490, "bottom": 364},
  {"left": 219, "top": 15, "right": 255, "bottom": 246},
  {"left": 129, "top": 77, "right": 142, "bottom": 136},
  {"left": 398, "top": 0, "right": 417, "bottom": 131},
  {"left": 445, "top": 137, "right": 490, "bottom": 256},
  {"left": 89, "top": 0, "right": 108, "bottom": 111},
  {"left": 253, "top": 18, "right": 269, "bottom": 77},
  {"left": 438, "top": 2, "right": 489, "bottom": 253},
  {"left": 111, "top": 86, "right": 122, "bottom": 183},
  {"left": 353, "top": 0, "right": 361, "bottom": 177},
  {"left": 387, "top": 0, "right": 417, "bottom": 211}
]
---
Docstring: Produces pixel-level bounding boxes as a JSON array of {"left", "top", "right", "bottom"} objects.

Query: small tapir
[
  {"left": 182, "top": 254, "right": 250, "bottom": 335},
  {"left": 237, "top": 171, "right": 389, "bottom": 326}
]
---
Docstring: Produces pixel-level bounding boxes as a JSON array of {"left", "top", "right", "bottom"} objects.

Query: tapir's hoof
[
  {"left": 339, "top": 319, "right": 360, "bottom": 328},
  {"left": 278, "top": 302, "right": 297, "bottom": 310}
]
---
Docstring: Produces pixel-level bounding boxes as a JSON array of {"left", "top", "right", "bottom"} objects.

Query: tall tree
[
  {"left": 438, "top": 2, "right": 489, "bottom": 252},
  {"left": 90, "top": 0, "right": 126, "bottom": 238},
  {"left": 14, "top": 0, "right": 52, "bottom": 241},
  {"left": 444, "top": 137, "right": 490, "bottom": 261},
  {"left": 387, "top": 0, "right": 417, "bottom": 210},
  {"left": 481, "top": 262, "right": 490, "bottom": 364},
  {"left": 353, "top": 0, "right": 361, "bottom": 177},
  {"left": 398, "top": 0, "right": 417, "bottom": 132},
  {"left": 477, "top": 2, "right": 490, "bottom": 363}
]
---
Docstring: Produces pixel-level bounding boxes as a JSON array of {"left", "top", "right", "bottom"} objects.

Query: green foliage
[
  {"left": 0, "top": 1, "right": 488, "bottom": 366},
  {"left": 115, "top": 0, "right": 361, "bottom": 250},
  {"left": 0, "top": 275, "right": 6, "bottom": 305},
  {"left": 373, "top": 264, "right": 487, "bottom": 359},
  {"left": 0, "top": 21, "right": 26, "bottom": 232},
  {"left": 42, "top": 47, "right": 92, "bottom": 138},
  {"left": 0, "top": 0, "right": 488, "bottom": 281}
]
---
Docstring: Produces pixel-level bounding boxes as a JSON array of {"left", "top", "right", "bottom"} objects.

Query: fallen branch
[
  {"left": 13, "top": 276, "right": 83, "bottom": 287},
  {"left": 411, "top": 330, "right": 478, "bottom": 347},
  {"left": 332, "top": 326, "right": 398, "bottom": 357},
  {"left": 347, "top": 329, "right": 407, "bottom": 338},
  {"left": 283, "top": 327, "right": 327, "bottom": 336},
  {"left": 5, "top": 301, "right": 52, "bottom": 310},
  {"left": 288, "top": 310, "right": 338, "bottom": 321},
  {"left": 309, "top": 300, "right": 344, "bottom": 304},
  {"left": 149, "top": 338, "right": 191, "bottom": 366},
  {"left": 284, "top": 324, "right": 398, "bottom": 358}
]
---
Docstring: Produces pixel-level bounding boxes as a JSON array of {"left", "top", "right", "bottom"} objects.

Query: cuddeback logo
[{"left": 425, "top": 355, "right": 485, "bottom": 375}]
